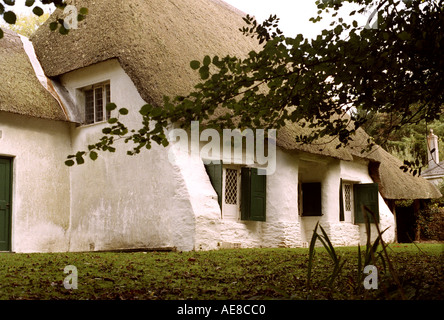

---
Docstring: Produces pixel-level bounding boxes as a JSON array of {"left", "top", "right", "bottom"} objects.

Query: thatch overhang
[{"left": 0, "top": 29, "right": 68, "bottom": 121}]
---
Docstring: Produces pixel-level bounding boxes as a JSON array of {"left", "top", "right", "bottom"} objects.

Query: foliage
[
  {"left": 61, "top": 0, "right": 444, "bottom": 165},
  {"left": 0, "top": 0, "right": 88, "bottom": 38},
  {"left": 358, "top": 111, "right": 444, "bottom": 174},
  {"left": 0, "top": 12, "right": 49, "bottom": 37},
  {"left": 306, "top": 205, "right": 410, "bottom": 299},
  {"left": 416, "top": 205, "right": 444, "bottom": 240},
  {"left": 0, "top": 245, "right": 442, "bottom": 300}
]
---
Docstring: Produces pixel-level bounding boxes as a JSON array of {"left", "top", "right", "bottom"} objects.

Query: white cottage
[{"left": 0, "top": 0, "right": 441, "bottom": 253}]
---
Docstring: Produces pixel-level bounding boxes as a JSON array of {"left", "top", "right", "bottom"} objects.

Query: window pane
[
  {"left": 344, "top": 184, "right": 352, "bottom": 212},
  {"left": 95, "top": 87, "right": 104, "bottom": 122},
  {"left": 85, "top": 89, "right": 94, "bottom": 124},
  {"left": 225, "top": 169, "right": 238, "bottom": 205},
  {"left": 105, "top": 84, "right": 111, "bottom": 120}
]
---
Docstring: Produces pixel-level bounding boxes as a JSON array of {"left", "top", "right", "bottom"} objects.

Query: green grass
[{"left": 0, "top": 244, "right": 442, "bottom": 300}]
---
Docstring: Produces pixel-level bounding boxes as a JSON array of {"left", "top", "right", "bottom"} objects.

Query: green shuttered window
[{"left": 205, "top": 164, "right": 266, "bottom": 222}]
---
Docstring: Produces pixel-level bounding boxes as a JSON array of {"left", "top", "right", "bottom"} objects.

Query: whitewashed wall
[
  {"left": 60, "top": 59, "right": 196, "bottom": 252},
  {"left": 298, "top": 155, "right": 395, "bottom": 246},
  {"left": 0, "top": 111, "right": 72, "bottom": 252},
  {"left": 184, "top": 140, "right": 396, "bottom": 250},
  {"left": 3, "top": 57, "right": 395, "bottom": 253}
]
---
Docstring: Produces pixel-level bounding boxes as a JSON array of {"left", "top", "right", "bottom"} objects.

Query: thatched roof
[
  {"left": 277, "top": 121, "right": 354, "bottom": 161},
  {"left": 0, "top": 29, "right": 67, "bottom": 121},
  {"left": 277, "top": 115, "right": 441, "bottom": 200},
  {"left": 30, "top": 0, "right": 441, "bottom": 200},
  {"left": 31, "top": 0, "right": 259, "bottom": 108},
  {"left": 348, "top": 128, "right": 441, "bottom": 200}
]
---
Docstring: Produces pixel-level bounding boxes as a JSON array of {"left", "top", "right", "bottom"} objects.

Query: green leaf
[
  {"left": 119, "top": 108, "right": 129, "bottom": 115},
  {"left": 0, "top": 28, "right": 3, "bottom": 39},
  {"left": 25, "top": 0, "right": 35, "bottom": 7},
  {"left": 77, "top": 14, "right": 86, "bottom": 22},
  {"left": 190, "top": 60, "right": 200, "bottom": 70},
  {"left": 32, "top": 6, "right": 44, "bottom": 17},
  {"left": 108, "top": 118, "right": 118, "bottom": 124},
  {"left": 3, "top": 0, "right": 15, "bottom": 5},
  {"left": 3, "top": 11, "right": 16, "bottom": 25},
  {"left": 79, "top": 7, "right": 89, "bottom": 15},
  {"left": 139, "top": 104, "right": 152, "bottom": 116},
  {"left": 75, "top": 155, "right": 85, "bottom": 165},
  {"left": 106, "top": 103, "right": 117, "bottom": 111},
  {"left": 89, "top": 151, "right": 98, "bottom": 161},
  {"left": 203, "top": 55, "right": 211, "bottom": 66},
  {"left": 59, "top": 24, "right": 69, "bottom": 35},
  {"left": 65, "top": 160, "right": 75, "bottom": 167},
  {"left": 49, "top": 21, "right": 58, "bottom": 31},
  {"left": 199, "top": 66, "right": 210, "bottom": 80}
]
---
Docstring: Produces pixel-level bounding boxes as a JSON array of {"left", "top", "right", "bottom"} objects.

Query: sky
[
  {"left": 222, "top": 0, "right": 369, "bottom": 39},
  {"left": 8, "top": 0, "right": 372, "bottom": 40},
  {"left": 223, "top": 0, "right": 326, "bottom": 39}
]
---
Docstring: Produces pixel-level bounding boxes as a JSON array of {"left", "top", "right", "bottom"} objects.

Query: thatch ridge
[{"left": 0, "top": 29, "right": 67, "bottom": 121}]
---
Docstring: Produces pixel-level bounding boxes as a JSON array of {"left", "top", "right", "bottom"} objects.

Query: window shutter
[
  {"left": 339, "top": 179, "right": 344, "bottom": 221},
  {"left": 241, "top": 167, "right": 251, "bottom": 221},
  {"left": 353, "top": 183, "right": 380, "bottom": 224},
  {"left": 302, "top": 183, "right": 322, "bottom": 216},
  {"left": 241, "top": 167, "right": 266, "bottom": 221},
  {"left": 205, "top": 163, "right": 222, "bottom": 208},
  {"left": 250, "top": 168, "right": 266, "bottom": 221}
]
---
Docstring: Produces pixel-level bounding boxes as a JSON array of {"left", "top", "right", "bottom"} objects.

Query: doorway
[{"left": 0, "top": 157, "right": 12, "bottom": 251}]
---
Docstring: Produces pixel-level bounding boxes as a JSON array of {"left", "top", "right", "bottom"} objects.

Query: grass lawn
[{"left": 0, "top": 244, "right": 442, "bottom": 300}]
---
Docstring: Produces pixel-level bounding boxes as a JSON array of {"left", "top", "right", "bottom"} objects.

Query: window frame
[
  {"left": 81, "top": 82, "right": 111, "bottom": 125},
  {"left": 204, "top": 163, "right": 266, "bottom": 222},
  {"left": 300, "top": 182, "right": 323, "bottom": 217},
  {"left": 341, "top": 181, "right": 355, "bottom": 223},
  {"left": 222, "top": 165, "right": 241, "bottom": 220}
]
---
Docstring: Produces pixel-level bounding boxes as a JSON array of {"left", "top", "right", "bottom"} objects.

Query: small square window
[{"left": 82, "top": 82, "right": 111, "bottom": 125}]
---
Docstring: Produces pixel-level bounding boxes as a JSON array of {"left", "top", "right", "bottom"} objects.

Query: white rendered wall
[
  {"left": 0, "top": 112, "right": 72, "bottom": 252},
  {"left": 60, "top": 59, "right": 196, "bottom": 252}
]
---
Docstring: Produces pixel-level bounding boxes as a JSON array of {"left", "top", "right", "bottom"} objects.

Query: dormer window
[{"left": 83, "top": 82, "right": 111, "bottom": 124}]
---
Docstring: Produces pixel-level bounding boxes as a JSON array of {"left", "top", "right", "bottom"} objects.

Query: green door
[{"left": 0, "top": 158, "right": 12, "bottom": 251}]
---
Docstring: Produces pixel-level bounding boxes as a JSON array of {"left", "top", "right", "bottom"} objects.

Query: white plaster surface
[{"left": 2, "top": 58, "right": 396, "bottom": 253}]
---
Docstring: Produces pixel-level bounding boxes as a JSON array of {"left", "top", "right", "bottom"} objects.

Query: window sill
[{"left": 78, "top": 120, "right": 109, "bottom": 128}]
